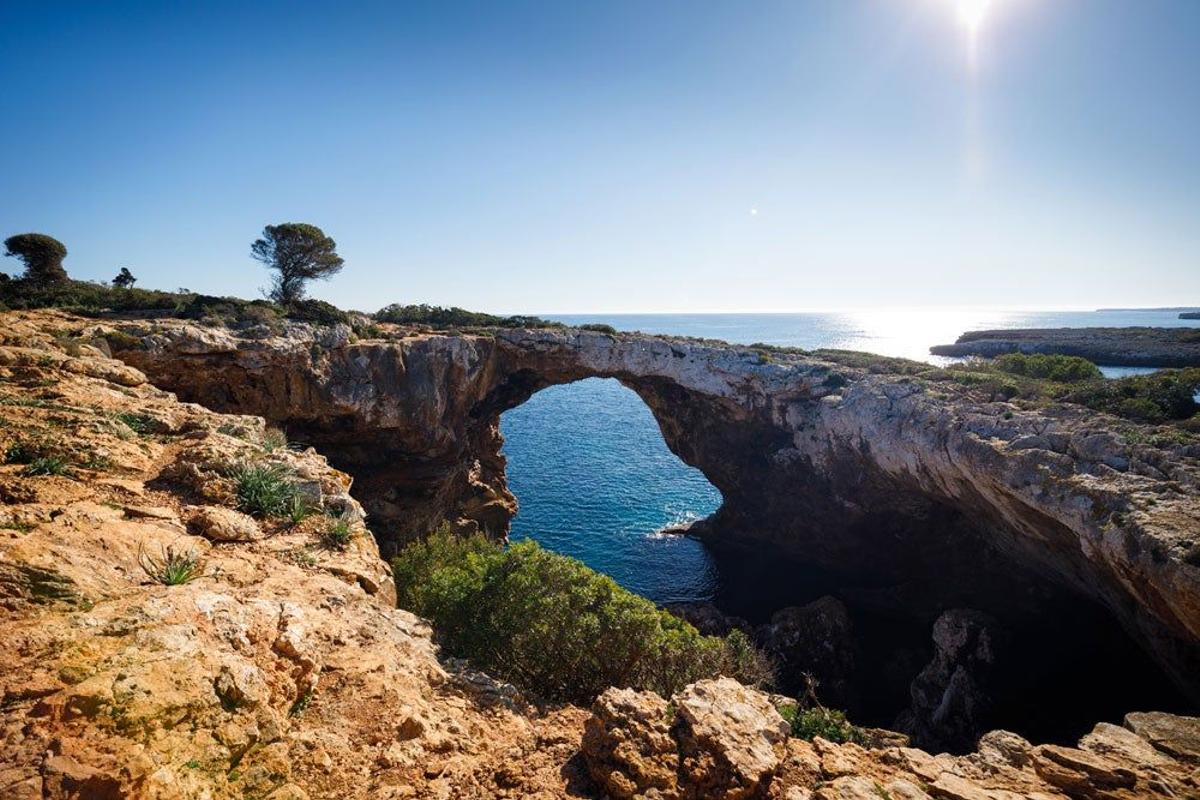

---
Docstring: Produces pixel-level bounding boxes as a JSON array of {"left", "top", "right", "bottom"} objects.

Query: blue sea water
[{"left": 500, "top": 310, "right": 1200, "bottom": 603}]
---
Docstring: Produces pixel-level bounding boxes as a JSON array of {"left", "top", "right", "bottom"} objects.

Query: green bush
[
  {"left": 0, "top": 278, "right": 190, "bottom": 313},
  {"left": 579, "top": 323, "right": 618, "bottom": 334},
  {"left": 1063, "top": 368, "right": 1200, "bottom": 424},
  {"left": 227, "top": 463, "right": 305, "bottom": 518},
  {"left": 285, "top": 298, "right": 350, "bottom": 326},
  {"left": 139, "top": 541, "right": 205, "bottom": 585},
  {"left": 777, "top": 703, "right": 866, "bottom": 744},
  {"left": 993, "top": 353, "right": 1102, "bottom": 382},
  {"left": 375, "top": 303, "right": 564, "bottom": 330},
  {"left": 392, "top": 530, "right": 773, "bottom": 703}
]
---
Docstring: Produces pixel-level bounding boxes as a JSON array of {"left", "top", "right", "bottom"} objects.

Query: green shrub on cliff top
[
  {"left": 392, "top": 529, "right": 773, "bottom": 703},
  {"left": 992, "top": 352, "right": 1101, "bottom": 382}
]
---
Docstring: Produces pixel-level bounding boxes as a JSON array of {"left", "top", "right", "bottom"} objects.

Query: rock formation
[
  {"left": 3, "top": 309, "right": 1200, "bottom": 799},
  {"left": 104, "top": 316, "right": 1200, "bottom": 712},
  {"left": 929, "top": 326, "right": 1200, "bottom": 366}
]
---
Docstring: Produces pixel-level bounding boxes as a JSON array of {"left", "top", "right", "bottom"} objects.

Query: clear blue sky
[{"left": 1, "top": 1, "right": 1196, "bottom": 312}]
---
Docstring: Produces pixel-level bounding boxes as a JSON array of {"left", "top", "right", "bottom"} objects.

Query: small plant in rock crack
[
  {"left": 22, "top": 455, "right": 71, "bottom": 477},
  {"left": 261, "top": 427, "right": 289, "bottom": 453},
  {"left": 227, "top": 462, "right": 304, "bottom": 518},
  {"left": 139, "top": 540, "right": 206, "bottom": 585},
  {"left": 779, "top": 673, "right": 866, "bottom": 745},
  {"left": 285, "top": 494, "right": 315, "bottom": 526},
  {"left": 114, "top": 411, "right": 155, "bottom": 436},
  {"left": 318, "top": 513, "right": 355, "bottom": 550}
]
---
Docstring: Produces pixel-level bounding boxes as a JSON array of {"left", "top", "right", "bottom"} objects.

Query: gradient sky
[{"left": 1, "top": 1, "right": 1197, "bottom": 312}]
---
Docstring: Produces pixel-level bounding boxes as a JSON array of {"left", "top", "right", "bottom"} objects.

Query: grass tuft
[
  {"left": 23, "top": 455, "right": 71, "bottom": 477},
  {"left": 227, "top": 462, "right": 304, "bottom": 518},
  {"left": 139, "top": 540, "right": 205, "bottom": 585},
  {"left": 318, "top": 513, "right": 355, "bottom": 550}
]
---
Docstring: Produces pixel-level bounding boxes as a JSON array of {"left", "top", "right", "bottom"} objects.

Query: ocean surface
[{"left": 500, "top": 310, "right": 1200, "bottom": 603}]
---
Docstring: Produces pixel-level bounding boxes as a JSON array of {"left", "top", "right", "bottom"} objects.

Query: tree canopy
[
  {"left": 4, "top": 233, "right": 68, "bottom": 284},
  {"left": 250, "top": 223, "right": 343, "bottom": 305},
  {"left": 112, "top": 267, "right": 137, "bottom": 288}
]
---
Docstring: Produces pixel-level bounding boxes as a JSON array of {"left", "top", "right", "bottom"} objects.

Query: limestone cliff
[
  {"left": 3, "top": 309, "right": 1200, "bottom": 799},
  {"left": 106, "top": 317, "right": 1200, "bottom": 708}
]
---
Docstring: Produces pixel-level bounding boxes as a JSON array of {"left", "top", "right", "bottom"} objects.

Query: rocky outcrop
[
  {"left": 100, "top": 315, "right": 1200, "bottom": 711},
  {"left": 583, "top": 678, "right": 790, "bottom": 800},
  {"left": 757, "top": 597, "right": 856, "bottom": 707},
  {"left": 896, "top": 610, "right": 1003, "bottom": 753},
  {"left": 3, "top": 310, "right": 1200, "bottom": 799},
  {"left": 583, "top": 679, "right": 1200, "bottom": 800},
  {"left": 929, "top": 326, "right": 1200, "bottom": 366}
]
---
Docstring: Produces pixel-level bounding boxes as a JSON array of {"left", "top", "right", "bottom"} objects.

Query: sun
[{"left": 955, "top": 0, "right": 993, "bottom": 35}]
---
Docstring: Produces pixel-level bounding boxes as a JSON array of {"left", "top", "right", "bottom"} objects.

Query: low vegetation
[
  {"left": 391, "top": 529, "right": 774, "bottom": 704},
  {"left": 778, "top": 704, "right": 866, "bottom": 744},
  {"left": 318, "top": 513, "right": 355, "bottom": 550},
  {"left": 138, "top": 541, "right": 205, "bottom": 585},
  {"left": 992, "top": 352, "right": 1102, "bottom": 382},
  {"left": 1062, "top": 367, "right": 1200, "bottom": 424},
  {"left": 22, "top": 455, "right": 71, "bottom": 477},
  {"left": 227, "top": 462, "right": 306, "bottom": 518},
  {"left": 374, "top": 303, "right": 564, "bottom": 330}
]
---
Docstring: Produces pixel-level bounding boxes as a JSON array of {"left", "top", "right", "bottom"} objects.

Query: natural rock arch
[{"left": 113, "top": 322, "right": 1200, "bottom": 710}]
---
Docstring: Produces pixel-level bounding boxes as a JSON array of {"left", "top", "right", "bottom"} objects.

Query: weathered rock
[
  {"left": 664, "top": 600, "right": 751, "bottom": 636},
  {"left": 1123, "top": 711, "right": 1200, "bottom": 763},
  {"left": 110, "top": 316, "right": 1200, "bottom": 709},
  {"left": 188, "top": 505, "right": 263, "bottom": 542},
  {"left": 899, "top": 610, "right": 1002, "bottom": 753},
  {"left": 757, "top": 596, "right": 856, "bottom": 704},
  {"left": 582, "top": 688, "right": 679, "bottom": 799},
  {"left": 673, "top": 677, "right": 791, "bottom": 799}
]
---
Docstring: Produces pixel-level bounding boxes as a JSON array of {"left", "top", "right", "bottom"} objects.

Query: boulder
[
  {"left": 581, "top": 678, "right": 790, "bottom": 800},
  {"left": 582, "top": 687, "right": 679, "bottom": 799},
  {"left": 188, "top": 505, "right": 262, "bottom": 542},
  {"left": 673, "top": 677, "right": 791, "bottom": 800}
]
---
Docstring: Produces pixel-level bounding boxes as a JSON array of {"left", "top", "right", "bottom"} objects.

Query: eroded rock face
[
  {"left": 897, "top": 610, "right": 1002, "bottom": 753},
  {"left": 107, "top": 318, "right": 1200, "bottom": 709},
  {"left": 3, "top": 310, "right": 1200, "bottom": 799},
  {"left": 757, "top": 596, "right": 857, "bottom": 707}
]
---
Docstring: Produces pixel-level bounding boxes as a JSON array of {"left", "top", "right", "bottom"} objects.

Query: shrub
[
  {"left": 579, "top": 323, "right": 618, "bottom": 335},
  {"left": 227, "top": 462, "right": 305, "bottom": 518},
  {"left": 375, "top": 303, "right": 564, "bottom": 330},
  {"left": 993, "top": 353, "right": 1102, "bottom": 382},
  {"left": 1063, "top": 368, "right": 1200, "bottom": 424},
  {"left": 0, "top": 278, "right": 190, "bottom": 314},
  {"left": 285, "top": 297, "right": 349, "bottom": 326},
  {"left": 392, "top": 530, "right": 773, "bottom": 703},
  {"left": 139, "top": 540, "right": 205, "bottom": 585},
  {"left": 261, "top": 428, "right": 289, "bottom": 453},
  {"left": 778, "top": 704, "right": 866, "bottom": 744}
]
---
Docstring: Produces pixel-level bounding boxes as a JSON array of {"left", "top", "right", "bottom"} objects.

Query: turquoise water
[{"left": 500, "top": 310, "right": 1200, "bottom": 602}]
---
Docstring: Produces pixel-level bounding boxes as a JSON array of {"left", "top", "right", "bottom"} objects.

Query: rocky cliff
[
  {"left": 104, "top": 316, "right": 1200, "bottom": 711},
  {"left": 3, "top": 309, "right": 1200, "bottom": 799}
]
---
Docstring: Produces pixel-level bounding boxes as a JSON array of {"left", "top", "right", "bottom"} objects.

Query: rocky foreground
[
  {"left": 2, "top": 310, "right": 1200, "bottom": 799},
  {"left": 929, "top": 327, "right": 1200, "bottom": 367}
]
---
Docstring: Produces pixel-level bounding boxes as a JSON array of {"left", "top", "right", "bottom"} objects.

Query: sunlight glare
[{"left": 956, "top": 0, "right": 993, "bottom": 36}]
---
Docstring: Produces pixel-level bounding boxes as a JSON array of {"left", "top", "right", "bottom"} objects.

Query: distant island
[{"left": 1182, "top": 312, "right": 1200, "bottom": 320}]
